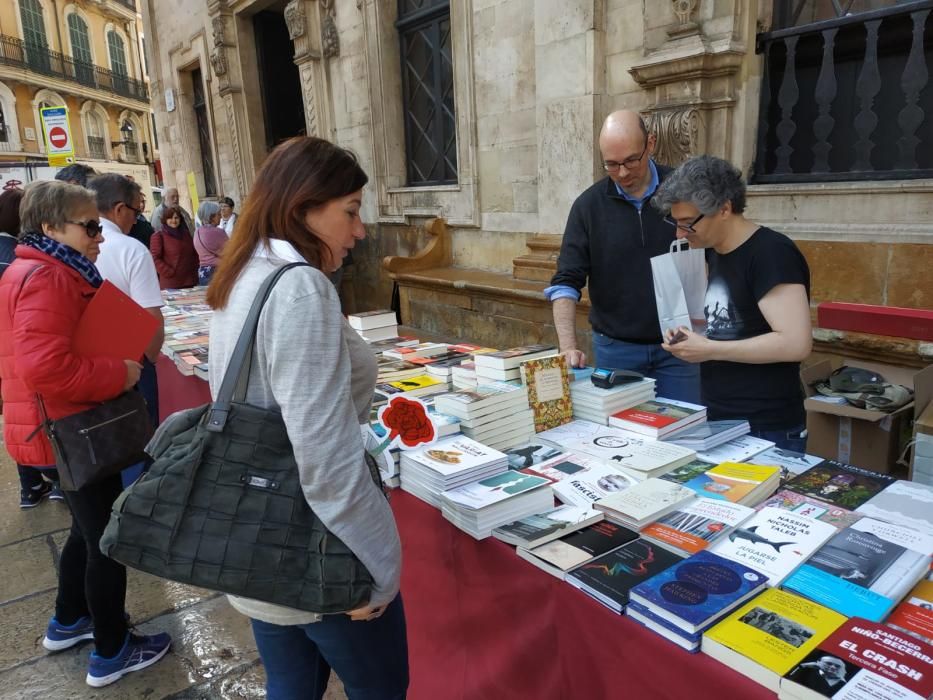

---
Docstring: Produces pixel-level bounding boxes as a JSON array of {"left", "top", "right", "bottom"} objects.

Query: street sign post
[{"left": 39, "top": 106, "right": 75, "bottom": 167}]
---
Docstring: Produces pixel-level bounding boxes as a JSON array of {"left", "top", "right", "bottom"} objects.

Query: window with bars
[
  {"left": 397, "top": 0, "right": 457, "bottom": 186},
  {"left": 754, "top": 1, "right": 933, "bottom": 182},
  {"left": 68, "top": 14, "right": 95, "bottom": 87},
  {"left": 191, "top": 68, "right": 217, "bottom": 196},
  {"left": 0, "top": 103, "right": 8, "bottom": 143},
  {"left": 20, "top": 0, "right": 50, "bottom": 73}
]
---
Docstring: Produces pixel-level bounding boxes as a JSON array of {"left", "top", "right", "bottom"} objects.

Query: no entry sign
[{"left": 40, "top": 106, "right": 75, "bottom": 166}]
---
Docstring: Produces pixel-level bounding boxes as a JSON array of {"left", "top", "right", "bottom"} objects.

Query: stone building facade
[{"left": 141, "top": 0, "right": 932, "bottom": 367}]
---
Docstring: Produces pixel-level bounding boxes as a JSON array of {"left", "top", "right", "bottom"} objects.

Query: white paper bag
[{"left": 650, "top": 240, "right": 707, "bottom": 336}]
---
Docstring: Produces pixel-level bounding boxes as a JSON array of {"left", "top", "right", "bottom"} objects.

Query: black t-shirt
[{"left": 701, "top": 227, "right": 810, "bottom": 430}]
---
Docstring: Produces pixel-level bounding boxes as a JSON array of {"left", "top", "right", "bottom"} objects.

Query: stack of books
[
  {"left": 627, "top": 550, "right": 769, "bottom": 651},
  {"left": 519, "top": 452, "right": 637, "bottom": 508},
  {"left": 383, "top": 341, "right": 449, "bottom": 361},
  {"left": 570, "top": 378, "right": 656, "bottom": 424},
  {"left": 681, "top": 462, "right": 782, "bottom": 506},
  {"left": 536, "top": 420, "right": 697, "bottom": 480},
  {"left": 748, "top": 446, "right": 824, "bottom": 486},
  {"left": 640, "top": 497, "right": 755, "bottom": 556},
  {"left": 451, "top": 360, "right": 477, "bottom": 389},
  {"left": 516, "top": 519, "right": 639, "bottom": 580},
  {"left": 885, "top": 578, "right": 933, "bottom": 644},
  {"left": 421, "top": 353, "right": 470, "bottom": 383},
  {"left": 440, "top": 470, "right": 555, "bottom": 539},
  {"left": 399, "top": 435, "right": 508, "bottom": 508},
  {"left": 663, "top": 419, "right": 750, "bottom": 451},
  {"left": 374, "top": 374, "right": 448, "bottom": 401},
  {"left": 565, "top": 538, "right": 684, "bottom": 614},
  {"left": 347, "top": 309, "right": 398, "bottom": 343},
  {"left": 695, "top": 435, "right": 775, "bottom": 464},
  {"left": 594, "top": 478, "right": 696, "bottom": 530},
  {"left": 608, "top": 398, "right": 707, "bottom": 439},
  {"left": 160, "top": 287, "right": 212, "bottom": 381},
  {"left": 434, "top": 382, "right": 534, "bottom": 451},
  {"left": 491, "top": 505, "right": 603, "bottom": 548},
  {"left": 472, "top": 344, "right": 556, "bottom": 383},
  {"left": 376, "top": 357, "right": 424, "bottom": 383}
]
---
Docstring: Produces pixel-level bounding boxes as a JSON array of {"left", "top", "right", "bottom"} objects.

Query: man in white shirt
[{"left": 89, "top": 174, "right": 164, "bottom": 429}]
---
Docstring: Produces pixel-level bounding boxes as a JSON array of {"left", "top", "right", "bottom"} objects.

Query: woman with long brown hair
[{"left": 206, "top": 137, "right": 408, "bottom": 700}]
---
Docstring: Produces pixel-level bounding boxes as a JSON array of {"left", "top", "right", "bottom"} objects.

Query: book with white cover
[
  {"left": 595, "top": 478, "right": 696, "bottom": 529},
  {"left": 696, "top": 435, "right": 775, "bottom": 464},
  {"left": 472, "top": 344, "right": 557, "bottom": 371},
  {"left": 855, "top": 480, "right": 933, "bottom": 534},
  {"left": 492, "top": 505, "right": 603, "bottom": 548},
  {"left": 359, "top": 325, "right": 399, "bottom": 342},
  {"left": 664, "top": 420, "right": 750, "bottom": 451},
  {"left": 551, "top": 461, "right": 638, "bottom": 508},
  {"left": 348, "top": 309, "right": 397, "bottom": 330},
  {"left": 433, "top": 382, "right": 529, "bottom": 418},
  {"left": 710, "top": 506, "right": 837, "bottom": 586},
  {"left": 442, "top": 470, "right": 551, "bottom": 510},
  {"left": 403, "top": 435, "right": 507, "bottom": 477}
]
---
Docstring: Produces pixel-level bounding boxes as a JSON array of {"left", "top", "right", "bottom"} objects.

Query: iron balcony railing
[
  {"left": 0, "top": 34, "right": 149, "bottom": 102},
  {"left": 88, "top": 136, "right": 107, "bottom": 159},
  {"left": 753, "top": 0, "right": 933, "bottom": 183},
  {"left": 124, "top": 140, "right": 139, "bottom": 161},
  {"left": 113, "top": 0, "right": 137, "bottom": 10}
]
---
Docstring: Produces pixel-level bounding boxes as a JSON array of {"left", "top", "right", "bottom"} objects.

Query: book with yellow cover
[
  {"left": 684, "top": 461, "right": 780, "bottom": 506},
  {"left": 520, "top": 354, "right": 572, "bottom": 433},
  {"left": 701, "top": 588, "right": 846, "bottom": 692}
]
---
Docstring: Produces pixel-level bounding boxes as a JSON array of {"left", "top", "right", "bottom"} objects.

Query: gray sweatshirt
[{"left": 207, "top": 243, "right": 401, "bottom": 625}]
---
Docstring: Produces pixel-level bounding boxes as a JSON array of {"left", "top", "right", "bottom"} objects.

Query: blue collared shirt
[{"left": 544, "top": 161, "right": 660, "bottom": 302}]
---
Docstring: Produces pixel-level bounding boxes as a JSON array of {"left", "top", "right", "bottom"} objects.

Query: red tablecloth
[{"left": 157, "top": 360, "right": 772, "bottom": 699}]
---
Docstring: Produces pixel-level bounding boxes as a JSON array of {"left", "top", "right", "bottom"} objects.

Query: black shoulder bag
[{"left": 100, "top": 263, "right": 378, "bottom": 613}]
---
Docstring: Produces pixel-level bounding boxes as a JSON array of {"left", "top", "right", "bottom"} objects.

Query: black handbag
[
  {"left": 100, "top": 263, "right": 377, "bottom": 614},
  {"left": 38, "top": 390, "right": 152, "bottom": 492}
]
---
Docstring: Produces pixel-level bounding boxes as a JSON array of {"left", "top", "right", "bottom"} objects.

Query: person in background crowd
[
  {"left": 151, "top": 187, "right": 194, "bottom": 236},
  {"left": 219, "top": 196, "right": 237, "bottom": 235},
  {"left": 206, "top": 137, "right": 408, "bottom": 700},
  {"left": 0, "top": 180, "right": 171, "bottom": 686},
  {"left": 88, "top": 174, "right": 164, "bottom": 430},
  {"left": 654, "top": 155, "right": 812, "bottom": 451},
  {"left": 546, "top": 110, "right": 700, "bottom": 403},
  {"left": 193, "top": 200, "right": 228, "bottom": 286},
  {"left": 0, "top": 186, "right": 65, "bottom": 507},
  {"left": 128, "top": 192, "right": 155, "bottom": 249},
  {"left": 150, "top": 207, "right": 198, "bottom": 289},
  {"left": 54, "top": 163, "right": 97, "bottom": 188}
]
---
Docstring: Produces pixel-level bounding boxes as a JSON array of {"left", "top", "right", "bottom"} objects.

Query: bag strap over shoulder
[{"left": 207, "top": 262, "right": 310, "bottom": 432}]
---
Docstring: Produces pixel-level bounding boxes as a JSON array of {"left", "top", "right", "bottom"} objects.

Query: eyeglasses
[
  {"left": 123, "top": 202, "right": 142, "bottom": 217},
  {"left": 664, "top": 213, "right": 705, "bottom": 233},
  {"left": 66, "top": 219, "right": 104, "bottom": 238},
  {"left": 603, "top": 141, "right": 649, "bottom": 172}
]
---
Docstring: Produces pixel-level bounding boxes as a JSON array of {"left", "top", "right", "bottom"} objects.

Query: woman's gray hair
[
  {"left": 19, "top": 180, "right": 97, "bottom": 238},
  {"left": 197, "top": 200, "right": 221, "bottom": 223},
  {"left": 652, "top": 155, "right": 747, "bottom": 216}
]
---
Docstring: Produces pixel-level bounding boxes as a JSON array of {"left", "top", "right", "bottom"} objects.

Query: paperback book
[
  {"left": 682, "top": 462, "right": 781, "bottom": 507},
  {"left": 549, "top": 459, "right": 638, "bottom": 509},
  {"left": 664, "top": 419, "right": 750, "bottom": 451},
  {"left": 520, "top": 354, "right": 573, "bottom": 432},
  {"left": 749, "top": 448, "right": 825, "bottom": 486},
  {"left": 659, "top": 460, "right": 715, "bottom": 485},
  {"left": 491, "top": 505, "right": 603, "bottom": 549},
  {"left": 710, "top": 506, "right": 837, "bottom": 586},
  {"left": 347, "top": 309, "right": 397, "bottom": 331},
  {"left": 473, "top": 344, "right": 557, "bottom": 371},
  {"left": 565, "top": 538, "right": 683, "bottom": 614},
  {"left": 783, "top": 517, "right": 933, "bottom": 621},
  {"left": 608, "top": 398, "right": 707, "bottom": 438},
  {"left": 885, "top": 578, "right": 933, "bottom": 645},
  {"left": 695, "top": 435, "right": 775, "bottom": 464},
  {"left": 515, "top": 520, "right": 639, "bottom": 580},
  {"left": 855, "top": 480, "right": 933, "bottom": 533},
  {"left": 594, "top": 477, "right": 696, "bottom": 530},
  {"left": 641, "top": 498, "right": 755, "bottom": 555},
  {"left": 505, "top": 441, "right": 566, "bottom": 469},
  {"left": 756, "top": 489, "right": 862, "bottom": 529},
  {"left": 784, "top": 460, "right": 896, "bottom": 510}
]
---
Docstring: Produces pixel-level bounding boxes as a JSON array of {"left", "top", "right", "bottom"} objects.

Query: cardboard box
[
  {"left": 910, "top": 378, "right": 933, "bottom": 484},
  {"left": 800, "top": 360, "right": 933, "bottom": 475}
]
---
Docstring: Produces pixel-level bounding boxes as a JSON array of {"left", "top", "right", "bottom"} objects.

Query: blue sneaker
[
  {"left": 20, "top": 481, "right": 53, "bottom": 509},
  {"left": 43, "top": 615, "right": 95, "bottom": 651},
  {"left": 86, "top": 632, "right": 172, "bottom": 688}
]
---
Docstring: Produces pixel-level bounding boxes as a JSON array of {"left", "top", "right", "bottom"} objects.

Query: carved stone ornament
[
  {"left": 211, "top": 16, "right": 225, "bottom": 46},
  {"left": 321, "top": 0, "right": 339, "bottom": 58},
  {"left": 284, "top": 0, "right": 306, "bottom": 40},
  {"left": 668, "top": 0, "right": 700, "bottom": 38},
  {"left": 210, "top": 47, "right": 228, "bottom": 77},
  {"left": 644, "top": 108, "right": 701, "bottom": 167}
]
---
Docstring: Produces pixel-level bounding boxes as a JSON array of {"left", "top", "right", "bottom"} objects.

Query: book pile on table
[
  {"left": 516, "top": 519, "right": 639, "bottom": 580},
  {"left": 695, "top": 434, "right": 775, "bottom": 464},
  {"left": 451, "top": 360, "right": 477, "bottom": 389},
  {"left": 383, "top": 341, "right": 450, "bottom": 361},
  {"left": 664, "top": 419, "right": 750, "bottom": 451},
  {"left": 161, "top": 287, "right": 212, "bottom": 380},
  {"left": 608, "top": 397, "right": 707, "bottom": 439},
  {"left": 570, "top": 378, "right": 656, "bottom": 424},
  {"left": 399, "top": 435, "right": 508, "bottom": 508},
  {"left": 681, "top": 462, "right": 782, "bottom": 506},
  {"left": 375, "top": 374, "right": 448, "bottom": 401},
  {"left": 440, "top": 470, "right": 554, "bottom": 540},
  {"left": 532, "top": 453, "right": 638, "bottom": 508},
  {"left": 347, "top": 309, "right": 398, "bottom": 343},
  {"left": 472, "top": 344, "right": 556, "bottom": 383},
  {"left": 640, "top": 497, "right": 755, "bottom": 556},
  {"left": 627, "top": 550, "right": 769, "bottom": 651},
  {"left": 594, "top": 477, "right": 696, "bottom": 530},
  {"left": 434, "top": 382, "right": 534, "bottom": 451},
  {"left": 491, "top": 505, "right": 602, "bottom": 549}
]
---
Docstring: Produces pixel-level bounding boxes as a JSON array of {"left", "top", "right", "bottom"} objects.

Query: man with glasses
[
  {"left": 89, "top": 174, "right": 164, "bottom": 445},
  {"left": 652, "top": 155, "right": 811, "bottom": 451},
  {"left": 545, "top": 110, "right": 700, "bottom": 403}
]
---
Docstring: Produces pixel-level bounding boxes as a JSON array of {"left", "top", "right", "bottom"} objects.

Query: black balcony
[
  {"left": 754, "top": 1, "right": 933, "bottom": 183},
  {"left": 113, "top": 0, "right": 137, "bottom": 11},
  {"left": 0, "top": 34, "right": 148, "bottom": 102}
]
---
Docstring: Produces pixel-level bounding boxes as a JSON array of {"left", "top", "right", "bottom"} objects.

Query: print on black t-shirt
[{"left": 705, "top": 277, "right": 741, "bottom": 339}]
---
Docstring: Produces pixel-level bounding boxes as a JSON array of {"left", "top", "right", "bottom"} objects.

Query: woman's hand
[
  {"left": 122, "top": 359, "right": 143, "bottom": 391},
  {"left": 346, "top": 602, "right": 387, "bottom": 622},
  {"left": 661, "top": 327, "right": 716, "bottom": 363}
]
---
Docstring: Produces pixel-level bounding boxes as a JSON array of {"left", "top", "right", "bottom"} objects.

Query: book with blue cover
[
  {"left": 629, "top": 550, "right": 769, "bottom": 634},
  {"left": 782, "top": 517, "right": 933, "bottom": 622}
]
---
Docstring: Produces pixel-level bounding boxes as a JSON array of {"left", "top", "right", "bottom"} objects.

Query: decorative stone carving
[
  {"left": 321, "top": 0, "right": 339, "bottom": 58},
  {"left": 643, "top": 108, "right": 702, "bottom": 166},
  {"left": 284, "top": 0, "right": 306, "bottom": 40},
  {"left": 299, "top": 62, "right": 318, "bottom": 137},
  {"left": 211, "top": 16, "right": 225, "bottom": 46},
  {"left": 668, "top": 0, "right": 700, "bottom": 39},
  {"left": 210, "top": 47, "right": 227, "bottom": 76}
]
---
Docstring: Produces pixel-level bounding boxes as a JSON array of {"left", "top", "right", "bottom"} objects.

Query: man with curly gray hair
[{"left": 652, "top": 155, "right": 812, "bottom": 451}]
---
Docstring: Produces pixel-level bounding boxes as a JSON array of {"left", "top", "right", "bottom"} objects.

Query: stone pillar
[
  {"left": 285, "top": 0, "right": 335, "bottom": 140},
  {"left": 206, "top": 0, "right": 256, "bottom": 196},
  {"left": 535, "top": 0, "right": 604, "bottom": 234}
]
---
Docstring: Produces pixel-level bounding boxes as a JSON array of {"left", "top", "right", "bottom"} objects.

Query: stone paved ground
[{"left": 0, "top": 446, "right": 346, "bottom": 700}]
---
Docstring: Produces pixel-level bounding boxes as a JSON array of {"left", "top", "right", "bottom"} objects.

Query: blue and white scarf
[{"left": 20, "top": 231, "right": 103, "bottom": 288}]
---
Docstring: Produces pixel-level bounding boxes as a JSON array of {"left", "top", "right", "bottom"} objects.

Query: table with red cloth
[{"left": 156, "top": 358, "right": 772, "bottom": 700}]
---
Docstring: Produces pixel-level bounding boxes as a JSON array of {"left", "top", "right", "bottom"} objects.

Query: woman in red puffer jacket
[{"left": 0, "top": 180, "right": 171, "bottom": 687}]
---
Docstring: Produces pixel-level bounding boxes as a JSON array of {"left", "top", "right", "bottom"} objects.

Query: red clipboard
[{"left": 72, "top": 280, "right": 160, "bottom": 360}]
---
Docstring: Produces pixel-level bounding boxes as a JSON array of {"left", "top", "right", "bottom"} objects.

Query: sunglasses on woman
[{"left": 66, "top": 219, "right": 104, "bottom": 238}]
